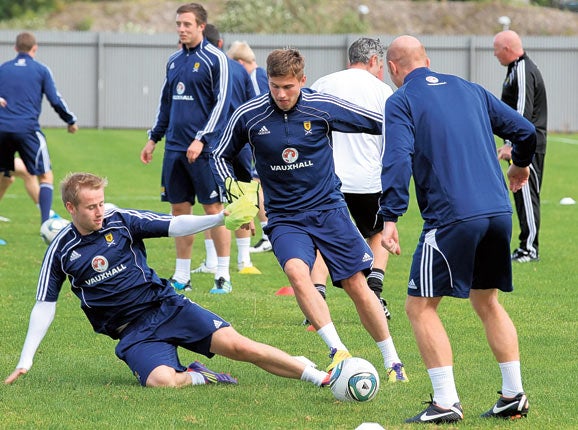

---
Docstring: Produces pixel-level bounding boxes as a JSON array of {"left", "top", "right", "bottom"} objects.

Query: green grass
[{"left": 1, "top": 129, "right": 577, "bottom": 429}]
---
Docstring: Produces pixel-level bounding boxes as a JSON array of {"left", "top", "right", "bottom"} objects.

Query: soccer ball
[
  {"left": 40, "top": 217, "right": 71, "bottom": 245},
  {"left": 104, "top": 202, "right": 118, "bottom": 211},
  {"left": 329, "top": 357, "right": 380, "bottom": 402}
]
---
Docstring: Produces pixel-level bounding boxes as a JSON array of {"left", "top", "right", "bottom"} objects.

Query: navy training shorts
[
  {"left": 114, "top": 294, "right": 230, "bottom": 386},
  {"left": 160, "top": 150, "right": 222, "bottom": 205},
  {"left": 0, "top": 130, "right": 50, "bottom": 175},
  {"left": 408, "top": 214, "right": 513, "bottom": 298},
  {"left": 265, "top": 206, "right": 373, "bottom": 287}
]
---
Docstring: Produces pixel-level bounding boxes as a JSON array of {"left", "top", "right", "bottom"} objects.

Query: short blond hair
[
  {"left": 227, "top": 41, "right": 256, "bottom": 63},
  {"left": 61, "top": 172, "right": 108, "bottom": 207}
]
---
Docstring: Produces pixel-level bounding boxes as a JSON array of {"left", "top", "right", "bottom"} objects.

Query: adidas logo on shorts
[{"left": 362, "top": 253, "right": 373, "bottom": 263}]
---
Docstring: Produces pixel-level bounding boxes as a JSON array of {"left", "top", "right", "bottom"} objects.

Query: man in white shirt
[{"left": 310, "top": 37, "right": 394, "bottom": 319}]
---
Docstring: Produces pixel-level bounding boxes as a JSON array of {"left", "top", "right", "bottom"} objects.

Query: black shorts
[{"left": 343, "top": 192, "right": 383, "bottom": 238}]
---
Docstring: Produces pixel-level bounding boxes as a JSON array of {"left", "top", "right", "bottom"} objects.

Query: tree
[{"left": 0, "top": 0, "right": 59, "bottom": 21}]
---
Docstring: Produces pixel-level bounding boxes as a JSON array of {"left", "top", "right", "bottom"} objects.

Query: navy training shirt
[{"left": 36, "top": 208, "right": 177, "bottom": 338}]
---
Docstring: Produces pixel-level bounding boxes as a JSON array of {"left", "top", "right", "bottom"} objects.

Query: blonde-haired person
[
  {"left": 227, "top": 41, "right": 268, "bottom": 97},
  {"left": 5, "top": 172, "right": 330, "bottom": 390},
  {"left": 226, "top": 40, "right": 272, "bottom": 253}
]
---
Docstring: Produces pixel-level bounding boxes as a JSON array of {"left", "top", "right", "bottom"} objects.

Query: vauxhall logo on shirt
[
  {"left": 85, "top": 255, "right": 127, "bottom": 286},
  {"left": 270, "top": 147, "right": 313, "bottom": 171},
  {"left": 173, "top": 82, "right": 194, "bottom": 101},
  {"left": 92, "top": 256, "right": 109, "bottom": 272},
  {"left": 282, "top": 148, "right": 298, "bottom": 163}
]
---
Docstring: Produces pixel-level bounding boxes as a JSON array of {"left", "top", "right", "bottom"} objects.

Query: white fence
[{"left": 1, "top": 30, "right": 576, "bottom": 132}]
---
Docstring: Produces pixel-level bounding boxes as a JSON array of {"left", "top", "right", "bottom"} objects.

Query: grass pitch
[{"left": 0, "top": 129, "right": 577, "bottom": 429}]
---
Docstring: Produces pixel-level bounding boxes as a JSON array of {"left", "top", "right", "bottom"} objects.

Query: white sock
[
  {"left": 204, "top": 239, "right": 217, "bottom": 268},
  {"left": 215, "top": 256, "right": 230, "bottom": 281},
  {"left": 173, "top": 259, "right": 190, "bottom": 283},
  {"left": 499, "top": 361, "right": 524, "bottom": 397},
  {"left": 300, "top": 365, "right": 329, "bottom": 387},
  {"left": 428, "top": 366, "right": 460, "bottom": 408},
  {"left": 260, "top": 222, "right": 269, "bottom": 241},
  {"left": 377, "top": 337, "right": 401, "bottom": 368},
  {"left": 189, "top": 371, "right": 207, "bottom": 385},
  {"left": 317, "top": 323, "right": 347, "bottom": 351},
  {"left": 236, "top": 236, "right": 251, "bottom": 266}
]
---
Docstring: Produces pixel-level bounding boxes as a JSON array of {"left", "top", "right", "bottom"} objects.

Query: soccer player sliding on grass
[{"left": 5, "top": 172, "right": 329, "bottom": 389}]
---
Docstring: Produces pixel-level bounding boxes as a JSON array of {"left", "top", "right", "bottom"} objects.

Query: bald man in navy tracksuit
[{"left": 380, "top": 35, "right": 535, "bottom": 424}]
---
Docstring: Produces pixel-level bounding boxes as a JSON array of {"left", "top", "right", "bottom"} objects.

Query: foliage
[
  {"left": 216, "top": 0, "right": 369, "bottom": 34},
  {"left": 0, "top": 0, "right": 119, "bottom": 24},
  {"left": 0, "top": 0, "right": 61, "bottom": 21}
]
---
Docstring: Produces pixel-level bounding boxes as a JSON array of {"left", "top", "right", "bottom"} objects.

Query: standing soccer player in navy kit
[
  {"left": 4, "top": 172, "right": 331, "bottom": 389},
  {"left": 140, "top": 3, "right": 233, "bottom": 294},
  {"left": 381, "top": 35, "right": 535, "bottom": 424},
  {"left": 212, "top": 48, "right": 408, "bottom": 382},
  {"left": 190, "top": 24, "right": 262, "bottom": 277},
  {"left": 0, "top": 32, "right": 78, "bottom": 228},
  {"left": 493, "top": 30, "right": 547, "bottom": 263},
  {"left": 227, "top": 40, "right": 272, "bottom": 254}
]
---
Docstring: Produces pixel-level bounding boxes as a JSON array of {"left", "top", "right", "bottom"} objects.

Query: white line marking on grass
[{"left": 550, "top": 137, "right": 578, "bottom": 145}]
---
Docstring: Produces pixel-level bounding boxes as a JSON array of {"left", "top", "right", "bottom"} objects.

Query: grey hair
[{"left": 348, "top": 37, "right": 385, "bottom": 65}]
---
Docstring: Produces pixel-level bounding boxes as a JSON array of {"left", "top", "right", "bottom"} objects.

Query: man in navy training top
[
  {"left": 212, "top": 48, "right": 408, "bottom": 382},
  {"left": 190, "top": 23, "right": 262, "bottom": 277},
  {"left": 4, "top": 172, "right": 330, "bottom": 389},
  {"left": 226, "top": 40, "right": 272, "bottom": 254},
  {"left": 380, "top": 35, "right": 535, "bottom": 424},
  {"left": 0, "top": 32, "right": 77, "bottom": 229},
  {"left": 140, "top": 3, "right": 233, "bottom": 294}
]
